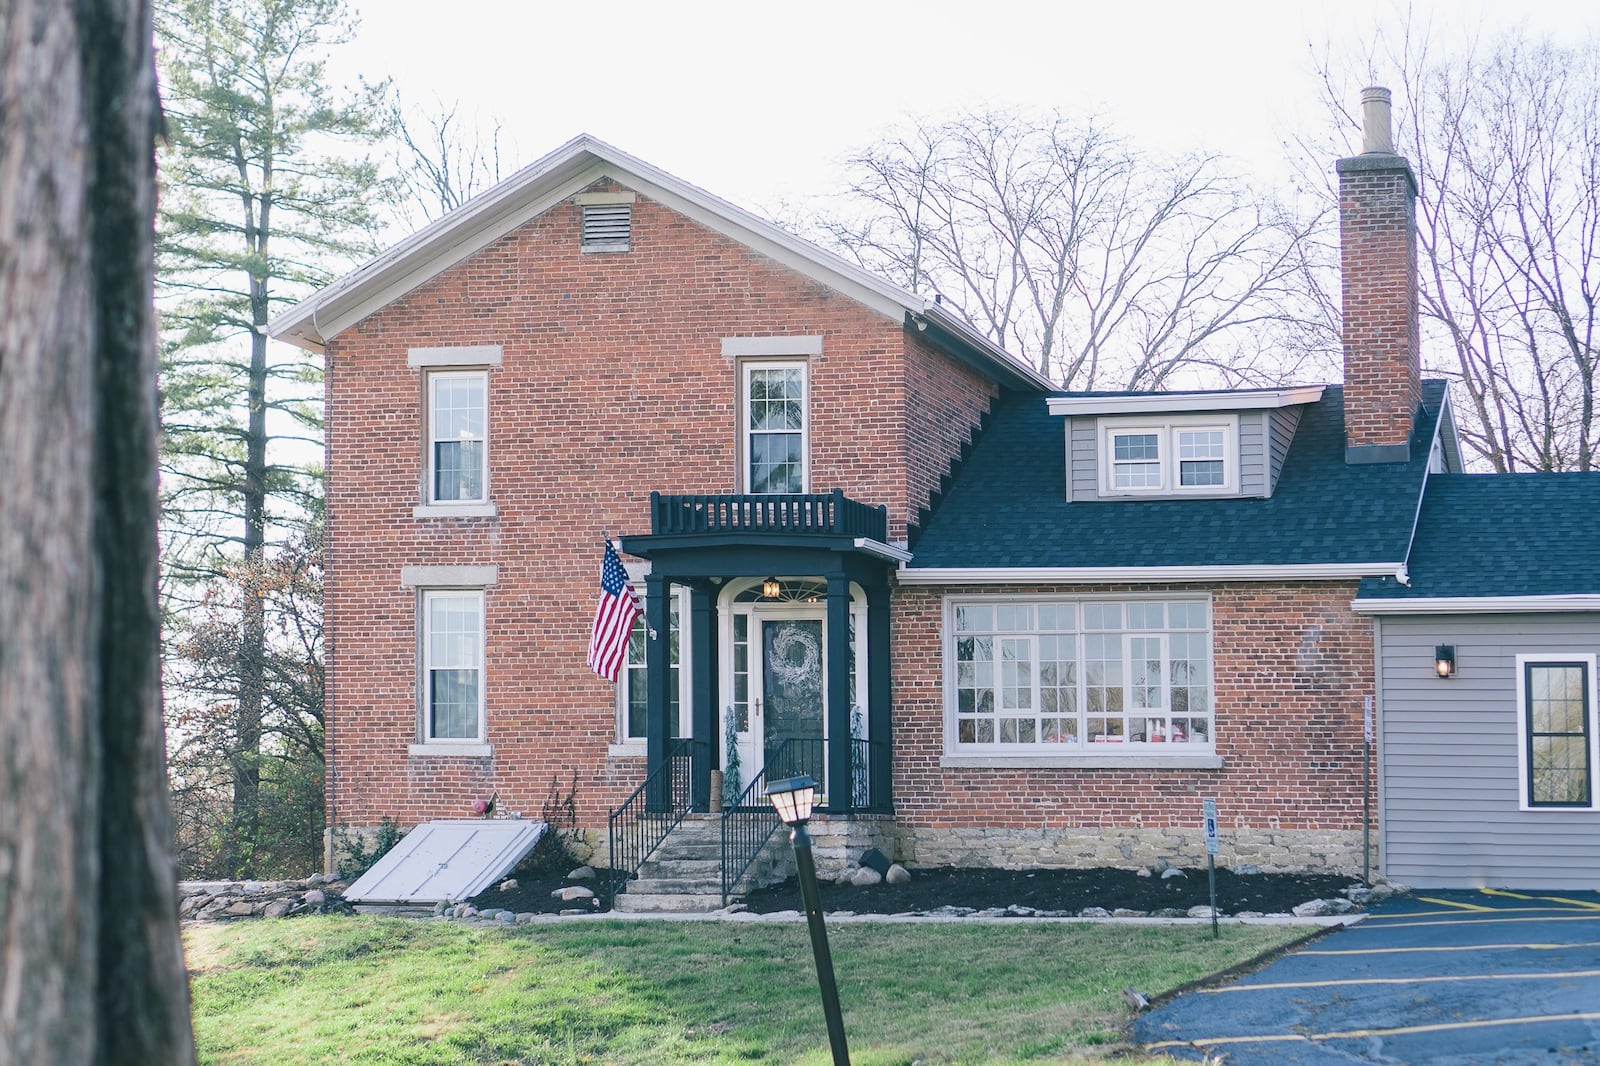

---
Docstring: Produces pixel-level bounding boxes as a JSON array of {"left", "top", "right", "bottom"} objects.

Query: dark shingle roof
[
  {"left": 1357, "top": 472, "right": 1600, "bottom": 600},
  {"left": 908, "top": 381, "right": 1445, "bottom": 570}
]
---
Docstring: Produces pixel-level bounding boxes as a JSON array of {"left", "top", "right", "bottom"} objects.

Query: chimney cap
[{"left": 1360, "top": 86, "right": 1395, "bottom": 155}]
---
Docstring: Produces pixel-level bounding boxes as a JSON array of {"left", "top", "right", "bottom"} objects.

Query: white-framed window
[
  {"left": 947, "top": 596, "right": 1212, "bottom": 754},
  {"left": 1516, "top": 654, "right": 1598, "bottom": 811},
  {"left": 616, "top": 586, "right": 690, "bottom": 746},
  {"left": 421, "top": 589, "right": 485, "bottom": 744},
  {"left": 742, "top": 361, "right": 808, "bottom": 494},
  {"left": 1100, "top": 416, "right": 1238, "bottom": 496},
  {"left": 426, "top": 370, "right": 487, "bottom": 504}
]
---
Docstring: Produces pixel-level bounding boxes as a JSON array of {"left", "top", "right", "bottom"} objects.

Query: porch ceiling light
[
  {"left": 766, "top": 774, "right": 818, "bottom": 826},
  {"left": 1435, "top": 645, "right": 1456, "bottom": 678},
  {"left": 762, "top": 576, "right": 782, "bottom": 599}
]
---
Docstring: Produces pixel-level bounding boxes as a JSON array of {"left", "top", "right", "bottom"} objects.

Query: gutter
[{"left": 896, "top": 562, "right": 1405, "bottom": 585}]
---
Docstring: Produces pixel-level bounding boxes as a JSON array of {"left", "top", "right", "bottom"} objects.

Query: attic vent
[{"left": 582, "top": 203, "right": 631, "bottom": 251}]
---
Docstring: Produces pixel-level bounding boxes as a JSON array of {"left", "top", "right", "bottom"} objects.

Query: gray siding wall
[
  {"left": 1268, "top": 406, "right": 1303, "bottom": 493},
  {"left": 1068, "top": 417, "right": 1098, "bottom": 502},
  {"left": 1240, "top": 412, "right": 1267, "bottom": 496},
  {"left": 1377, "top": 613, "right": 1600, "bottom": 889}
]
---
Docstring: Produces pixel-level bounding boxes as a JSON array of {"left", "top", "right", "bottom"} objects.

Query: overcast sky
[{"left": 341, "top": 0, "right": 1595, "bottom": 219}]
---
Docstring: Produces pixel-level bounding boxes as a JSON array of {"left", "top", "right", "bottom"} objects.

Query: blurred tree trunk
[{"left": 0, "top": 0, "right": 196, "bottom": 1062}]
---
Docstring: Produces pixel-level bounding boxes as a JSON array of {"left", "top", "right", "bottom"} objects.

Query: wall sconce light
[
  {"left": 1435, "top": 645, "right": 1456, "bottom": 678},
  {"left": 762, "top": 576, "right": 782, "bottom": 599}
]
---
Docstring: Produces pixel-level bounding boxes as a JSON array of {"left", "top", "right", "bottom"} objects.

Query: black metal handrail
[
  {"left": 606, "top": 739, "right": 699, "bottom": 908},
  {"left": 720, "top": 738, "right": 826, "bottom": 905},
  {"left": 651, "top": 488, "right": 888, "bottom": 542},
  {"left": 852, "top": 737, "right": 879, "bottom": 811}
]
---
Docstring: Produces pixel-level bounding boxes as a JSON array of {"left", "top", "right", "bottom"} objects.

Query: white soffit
[
  {"left": 1046, "top": 386, "right": 1325, "bottom": 417},
  {"left": 343, "top": 819, "right": 547, "bottom": 904}
]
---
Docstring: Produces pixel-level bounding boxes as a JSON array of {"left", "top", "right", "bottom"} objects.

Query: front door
[{"left": 758, "top": 614, "right": 827, "bottom": 793}]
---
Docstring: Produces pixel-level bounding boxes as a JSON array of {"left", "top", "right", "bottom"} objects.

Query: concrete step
[
  {"left": 637, "top": 857, "right": 722, "bottom": 878},
  {"left": 612, "top": 891, "right": 727, "bottom": 913},
  {"left": 626, "top": 876, "right": 724, "bottom": 896}
]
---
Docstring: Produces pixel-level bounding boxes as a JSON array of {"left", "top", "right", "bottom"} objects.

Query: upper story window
[
  {"left": 408, "top": 346, "right": 501, "bottom": 518},
  {"left": 743, "top": 361, "right": 808, "bottom": 494},
  {"left": 947, "top": 596, "right": 1212, "bottom": 757},
  {"left": 1100, "top": 416, "right": 1238, "bottom": 497},
  {"left": 428, "top": 371, "right": 486, "bottom": 503},
  {"left": 423, "top": 589, "right": 484, "bottom": 742}
]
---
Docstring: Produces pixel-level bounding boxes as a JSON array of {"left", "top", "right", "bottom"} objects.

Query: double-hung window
[
  {"left": 428, "top": 371, "right": 486, "bottom": 503},
  {"left": 1101, "top": 417, "right": 1237, "bottom": 496},
  {"left": 950, "top": 597, "right": 1212, "bottom": 756},
  {"left": 408, "top": 346, "right": 500, "bottom": 517},
  {"left": 743, "top": 361, "right": 807, "bottom": 494},
  {"left": 1517, "top": 655, "right": 1597, "bottom": 810},
  {"left": 402, "top": 564, "right": 496, "bottom": 756}
]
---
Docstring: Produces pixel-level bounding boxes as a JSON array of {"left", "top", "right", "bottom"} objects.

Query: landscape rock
[
  {"left": 1005, "top": 905, "right": 1037, "bottom": 917},
  {"left": 225, "top": 901, "right": 258, "bottom": 917},
  {"left": 1079, "top": 907, "right": 1111, "bottom": 918},
  {"left": 886, "top": 863, "right": 912, "bottom": 885},
  {"left": 1112, "top": 908, "right": 1147, "bottom": 918},
  {"left": 497, "top": 879, "right": 518, "bottom": 892},
  {"left": 1136, "top": 867, "right": 1153, "bottom": 878},
  {"left": 1187, "top": 905, "right": 1218, "bottom": 919},
  {"left": 1343, "top": 886, "right": 1374, "bottom": 905},
  {"left": 307, "top": 872, "right": 328, "bottom": 885},
  {"left": 1233, "top": 864, "right": 1263, "bottom": 876},
  {"left": 1155, "top": 908, "right": 1186, "bottom": 918},
  {"left": 303, "top": 888, "right": 326, "bottom": 908},
  {"left": 263, "top": 899, "right": 293, "bottom": 919},
  {"left": 834, "top": 867, "right": 858, "bottom": 885},
  {"left": 552, "top": 885, "right": 595, "bottom": 902},
  {"left": 1160, "top": 868, "right": 1187, "bottom": 880},
  {"left": 516, "top": 913, "right": 536, "bottom": 924},
  {"left": 851, "top": 867, "right": 884, "bottom": 887},
  {"left": 1292, "top": 899, "right": 1335, "bottom": 917},
  {"left": 567, "top": 866, "right": 597, "bottom": 882},
  {"left": 858, "top": 848, "right": 892, "bottom": 875}
]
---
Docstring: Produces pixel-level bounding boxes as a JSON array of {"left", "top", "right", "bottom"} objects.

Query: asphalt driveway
[{"left": 1134, "top": 889, "right": 1600, "bottom": 1064}]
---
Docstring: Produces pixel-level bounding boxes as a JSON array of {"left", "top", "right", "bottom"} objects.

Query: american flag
[{"left": 587, "top": 542, "right": 641, "bottom": 682}]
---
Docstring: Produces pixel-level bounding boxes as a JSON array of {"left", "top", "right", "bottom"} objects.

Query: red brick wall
[
  {"left": 903, "top": 333, "right": 998, "bottom": 533},
  {"left": 890, "top": 581, "right": 1373, "bottom": 835},
  {"left": 1339, "top": 164, "right": 1420, "bottom": 450},
  {"left": 322, "top": 186, "right": 998, "bottom": 832}
]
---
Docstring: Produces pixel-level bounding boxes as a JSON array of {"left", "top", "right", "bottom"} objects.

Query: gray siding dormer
[
  {"left": 1267, "top": 406, "right": 1304, "bottom": 494},
  {"left": 1068, "top": 417, "right": 1098, "bottom": 502},
  {"left": 1240, "top": 412, "right": 1267, "bottom": 496}
]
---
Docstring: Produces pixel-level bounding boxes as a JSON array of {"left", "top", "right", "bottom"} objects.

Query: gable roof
[
  {"left": 902, "top": 380, "right": 1447, "bottom": 582},
  {"left": 267, "top": 134, "right": 1050, "bottom": 392},
  {"left": 1354, "top": 472, "right": 1600, "bottom": 612}
]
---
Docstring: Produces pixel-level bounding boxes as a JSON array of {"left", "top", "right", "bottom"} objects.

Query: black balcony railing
[{"left": 650, "top": 489, "right": 887, "bottom": 542}]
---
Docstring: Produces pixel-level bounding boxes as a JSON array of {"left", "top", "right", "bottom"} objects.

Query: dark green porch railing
[
  {"left": 605, "top": 739, "right": 700, "bottom": 908},
  {"left": 650, "top": 488, "right": 887, "bottom": 541}
]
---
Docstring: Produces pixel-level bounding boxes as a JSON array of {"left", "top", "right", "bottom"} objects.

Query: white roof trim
[
  {"left": 1353, "top": 595, "right": 1600, "bottom": 615},
  {"left": 267, "top": 133, "right": 1050, "bottom": 390},
  {"left": 896, "top": 562, "right": 1402, "bottom": 585},
  {"left": 1046, "top": 386, "right": 1326, "bottom": 417},
  {"left": 855, "top": 537, "right": 913, "bottom": 563}
]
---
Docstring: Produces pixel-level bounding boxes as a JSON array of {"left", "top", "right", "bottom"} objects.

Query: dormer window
[{"left": 1099, "top": 416, "right": 1238, "bottom": 497}]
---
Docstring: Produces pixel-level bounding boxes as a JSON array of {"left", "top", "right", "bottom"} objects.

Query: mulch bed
[{"left": 470, "top": 864, "right": 1363, "bottom": 917}]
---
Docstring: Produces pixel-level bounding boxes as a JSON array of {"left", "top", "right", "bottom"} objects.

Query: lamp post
[{"left": 766, "top": 774, "right": 850, "bottom": 1066}]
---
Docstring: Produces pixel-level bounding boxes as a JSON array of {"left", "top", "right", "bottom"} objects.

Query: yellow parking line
[
  {"left": 1144, "top": 1011, "right": 1600, "bottom": 1052},
  {"left": 1415, "top": 894, "right": 1496, "bottom": 912},
  {"left": 1341, "top": 913, "right": 1600, "bottom": 933},
  {"left": 1308, "top": 939, "right": 1600, "bottom": 956},
  {"left": 1203, "top": 968, "right": 1600, "bottom": 993},
  {"left": 1480, "top": 887, "right": 1600, "bottom": 911}
]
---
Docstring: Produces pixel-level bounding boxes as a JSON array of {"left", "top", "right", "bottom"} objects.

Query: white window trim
[
  {"left": 942, "top": 594, "right": 1216, "bottom": 766},
  {"left": 1097, "top": 414, "right": 1238, "bottom": 497},
  {"left": 423, "top": 368, "right": 490, "bottom": 508},
  {"left": 1515, "top": 653, "right": 1598, "bottom": 812},
  {"left": 411, "top": 587, "right": 489, "bottom": 756},
  {"left": 610, "top": 564, "right": 692, "bottom": 755},
  {"left": 740, "top": 359, "right": 810, "bottom": 494}
]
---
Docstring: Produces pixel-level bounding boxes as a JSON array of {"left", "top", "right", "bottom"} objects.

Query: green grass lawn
[{"left": 186, "top": 916, "right": 1306, "bottom": 1065}]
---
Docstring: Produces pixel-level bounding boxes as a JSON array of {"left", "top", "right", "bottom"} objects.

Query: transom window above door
[{"left": 743, "top": 361, "right": 808, "bottom": 494}]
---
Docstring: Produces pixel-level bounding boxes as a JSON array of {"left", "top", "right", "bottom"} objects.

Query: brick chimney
[{"left": 1336, "top": 86, "right": 1421, "bottom": 464}]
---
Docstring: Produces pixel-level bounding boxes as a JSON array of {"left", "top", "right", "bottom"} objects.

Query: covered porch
[{"left": 620, "top": 489, "right": 902, "bottom": 817}]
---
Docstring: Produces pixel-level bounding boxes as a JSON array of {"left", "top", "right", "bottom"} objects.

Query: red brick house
[{"left": 273, "top": 92, "right": 1600, "bottom": 902}]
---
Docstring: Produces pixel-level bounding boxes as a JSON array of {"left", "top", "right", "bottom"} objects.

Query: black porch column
[
  {"left": 866, "top": 583, "right": 892, "bottom": 813},
  {"left": 825, "top": 574, "right": 853, "bottom": 813},
  {"left": 645, "top": 571, "right": 671, "bottom": 810},
  {"left": 688, "top": 583, "right": 716, "bottom": 811}
]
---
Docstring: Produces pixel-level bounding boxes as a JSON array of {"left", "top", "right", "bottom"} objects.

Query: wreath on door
[{"left": 768, "top": 626, "right": 822, "bottom": 691}]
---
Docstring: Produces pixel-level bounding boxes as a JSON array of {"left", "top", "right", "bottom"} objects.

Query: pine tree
[{"left": 155, "top": 0, "right": 386, "bottom": 875}]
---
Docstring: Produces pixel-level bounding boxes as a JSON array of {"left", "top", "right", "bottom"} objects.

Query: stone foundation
[
  {"left": 898, "top": 825, "right": 1372, "bottom": 877},
  {"left": 804, "top": 815, "right": 898, "bottom": 877}
]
